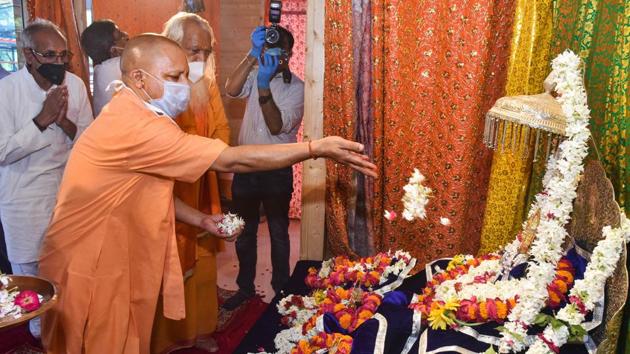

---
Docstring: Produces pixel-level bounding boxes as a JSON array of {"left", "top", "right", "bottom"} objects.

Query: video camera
[{"left": 265, "top": 0, "right": 282, "bottom": 45}]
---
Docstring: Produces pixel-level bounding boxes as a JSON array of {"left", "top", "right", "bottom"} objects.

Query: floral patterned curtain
[
  {"left": 325, "top": 0, "right": 516, "bottom": 265},
  {"left": 478, "top": 0, "right": 554, "bottom": 254},
  {"left": 270, "top": 0, "right": 306, "bottom": 219},
  {"left": 28, "top": 0, "right": 90, "bottom": 92}
]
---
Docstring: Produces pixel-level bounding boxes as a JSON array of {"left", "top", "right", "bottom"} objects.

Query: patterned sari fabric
[
  {"left": 324, "top": 0, "right": 516, "bottom": 266},
  {"left": 547, "top": 0, "right": 629, "bottom": 214},
  {"left": 324, "top": 0, "right": 359, "bottom": 258},
  {"left": 478, "top": 0, "right": 554, "bottom": 254}
]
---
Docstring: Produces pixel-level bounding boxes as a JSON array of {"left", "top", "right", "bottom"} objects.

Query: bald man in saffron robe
[
  {"left": 151, "top": 12, "right": 230, "bottom": 353},
  {"left": 38, "top": 34, "right": 376, "bottom": 354}
]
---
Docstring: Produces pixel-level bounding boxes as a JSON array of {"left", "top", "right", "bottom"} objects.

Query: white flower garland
[
  {"left": 525, "top": 214, "right": 630, "bottom": 354},
  {"left": 498, "top": 50, "right": 592, "bottom": 353},
  {"left": 432, "top": 259, "right": 525, "bottom": 302},
  {"left": 381, "top": 250, "right": 414, "bottom": 284},
  {"left": 402, "top": 169, "right": 432, "bottom": 221}
]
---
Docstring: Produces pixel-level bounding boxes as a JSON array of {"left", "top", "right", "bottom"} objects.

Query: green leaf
[
  {"left": 568, "top": 324, "right": 587, "bottom": 341},
  {"left": 484, "top": 346, "right": 498, "bottom": 354},
  {"left": 534, "top": 313, "right": 551, "bottom": 326},
  {"left": 550, "top": 318, "right": 565, "bottom": 330}
]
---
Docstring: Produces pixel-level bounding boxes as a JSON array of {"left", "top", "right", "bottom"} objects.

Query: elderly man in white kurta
[{"left": 0, "top": 18, "right": 92, "bottom": 326}]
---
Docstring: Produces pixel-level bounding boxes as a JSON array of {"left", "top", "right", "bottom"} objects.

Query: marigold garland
[
  {"left": 290, "top": 332, "right": 353, "bottom": 354},
  {"left": 410, "top": 256, "right": 575, "bottom": 329},
  {"left": 305, "top": 250, "right": 413, "bottom": 290}
]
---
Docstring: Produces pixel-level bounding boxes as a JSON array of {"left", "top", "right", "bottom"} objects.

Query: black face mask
[{"left": 36, "top": 63, "right": 66, "bottom": 85}]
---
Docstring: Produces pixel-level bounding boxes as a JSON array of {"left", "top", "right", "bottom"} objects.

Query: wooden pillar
[{"left": 299, "top": 0, "right": 325, "bottom": 260}]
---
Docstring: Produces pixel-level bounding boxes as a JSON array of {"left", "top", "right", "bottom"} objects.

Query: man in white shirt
[
  {"left": 0, "top": 19, "right": 93, "bottom": 335},
  {"left": 223, "top": 26, "right": 304, "bottom": 309},
  {"left": 0, "top": 66, "right": 9, "bottom": 80},
  {"left": 80, "top": 19, "right": 128, "bottom": 116}
]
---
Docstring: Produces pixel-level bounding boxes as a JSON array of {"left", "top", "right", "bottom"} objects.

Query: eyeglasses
[
  {"left": 188, "top": 48, "right": 213, "bottom": 57},
  {"left": 31, "top": 48, "right": 73, "bottom": 62}
]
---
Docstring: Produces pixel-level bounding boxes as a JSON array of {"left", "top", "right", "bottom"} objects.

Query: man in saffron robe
[
  {"left": 38, "top": 34, "right": 376, "bottom": 354},
  {"left": 151, "top": 13, "right": 229, "bottom": 353}
]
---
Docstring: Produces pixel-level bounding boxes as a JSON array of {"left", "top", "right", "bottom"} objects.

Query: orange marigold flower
[
  {"left": 495, "top": 300, "right": 508, "bottom": 319},
  {"left": 553, "top": 279, "right": 568, "bottom": 294},
  {"left": 548, "top": 289, "right": 562, "bottom": 304},
  {"left": 479, "top": 301, "right": 488, "bottom": 320},
  {"left": 338, "top": 313, "right": 353, "bottom": 329},
  {"left": 507, "top": 298, "right": 517, "bottom": 310},
  {"left": 557, "top": 270, "right": 574, "bottom": 284},
  {"left": 335, "top": 287, "right": 349, "bottom": 299},
  {"left": 467, "top": 303, "right": 477, "bottom": 321}
]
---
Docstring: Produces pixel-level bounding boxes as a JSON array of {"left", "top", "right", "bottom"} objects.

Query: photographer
[{"left": 224, "top": 25, "right": 304, "bottom": 310}]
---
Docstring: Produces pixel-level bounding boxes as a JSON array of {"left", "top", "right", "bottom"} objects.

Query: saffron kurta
[
  {"left": 151, "top": 80, "right": 230, "bottom": 353},
  {"left": 38, "top": 88, "right": 227, "bottom": 354}
]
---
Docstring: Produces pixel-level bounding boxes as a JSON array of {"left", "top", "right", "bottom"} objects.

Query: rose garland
[
  {"left": 305, "top": 250, "right": 414, "bottom": 290},
  {"left": 291, "top": 332, "right": 353, "bottom": 354},
  {"left": 278, "top": 287, "right": 382, "bottom": 335},
  {"left": 272, "top": 287, "right": 382, "bottom": 354},
  {"left": 268, "top": 250, "right": 412, "bottom": 354},
  {"left": 497, "top": 50, "right": 592, "bottom": 353},
  {"left": 525, "top": 214, "right": 630, "bottom": 354},
  {"left": 277, "top": 294, "right": 320, "bottom": 328},
  {"left": 410, "top": 256, "right": 575, "bottom": 330}
]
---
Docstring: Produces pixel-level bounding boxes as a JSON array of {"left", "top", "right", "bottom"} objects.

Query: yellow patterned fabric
[{"left": 478, "top": 0, "right": 554, "bottom": 254}]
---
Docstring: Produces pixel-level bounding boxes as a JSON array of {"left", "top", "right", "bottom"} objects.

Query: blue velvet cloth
[{"left": 234, "top": 248, "right": 594, "bottom": 354}]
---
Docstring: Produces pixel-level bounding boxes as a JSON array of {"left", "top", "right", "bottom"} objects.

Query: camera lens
[{"left": 265, "top": 28, "right": 280, "bottom": 45}]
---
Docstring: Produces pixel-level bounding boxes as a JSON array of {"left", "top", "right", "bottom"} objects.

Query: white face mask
[
  {"left": 140, "top": 70, "right": 191, "bottom": 119},
  {"left": 188, "top": 61, "right": 205, "bottom": 83}
]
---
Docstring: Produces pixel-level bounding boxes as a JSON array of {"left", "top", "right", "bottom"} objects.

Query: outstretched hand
[
  {"left": 311, "top": 137, "right": 378, "bottom": 178},
  {"left": 199, "top": 214, "right": 242, "bottom": 242}
]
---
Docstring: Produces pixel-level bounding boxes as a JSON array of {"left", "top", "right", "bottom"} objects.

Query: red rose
[{"left": 14, "top": 290, "right": 41, "bottom": 312}]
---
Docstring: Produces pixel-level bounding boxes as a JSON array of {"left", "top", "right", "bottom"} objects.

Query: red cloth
[
  {"left": 212, "top": 297, "right": 268, "bottom": 354},
  {"left": 0, "top": 324, "right": 42, "bottom": 353}
]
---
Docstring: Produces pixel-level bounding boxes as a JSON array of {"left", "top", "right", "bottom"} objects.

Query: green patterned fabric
[
  {"left": 548, "top": 1, "right": 629, "bottom": 352},
  {"left": 551, "top": 0, "right": 629, "bottom": 213}
]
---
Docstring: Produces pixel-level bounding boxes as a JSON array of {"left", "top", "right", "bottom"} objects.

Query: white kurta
[
  {"left": 0, "top": 67, "right": 93, "bottom": 263},
  {"left": 93, "top": 57, "right": 121, "bottom": 116}
]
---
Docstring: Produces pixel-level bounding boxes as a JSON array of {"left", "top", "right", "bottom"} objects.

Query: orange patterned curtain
[
  {"left": 324, "top": 0, "right": 359, "bottom": 257},
  {"left": 325, "top": 0, "right": 516, "bottom": 265},
  {"left": 28, "top": 0, "right": 90, "bottom": 92}
]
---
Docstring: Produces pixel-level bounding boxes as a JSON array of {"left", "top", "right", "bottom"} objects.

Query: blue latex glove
[
  {"left": 249, "top": 26, "right": 267, "bottom": 58},
  {"left": 257, "top": 53, "right": 279, "bottom": 89}
]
